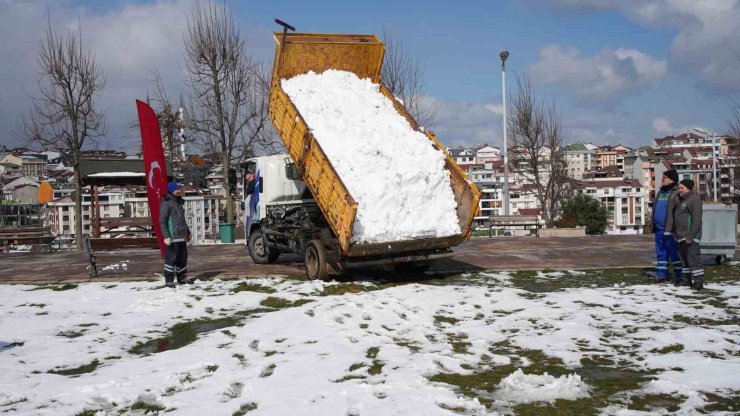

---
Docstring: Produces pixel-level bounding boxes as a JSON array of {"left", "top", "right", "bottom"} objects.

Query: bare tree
[
  {"left": 183, "top": 1, "right": 276, "bottom": 222},
  {"left": 18, "top": 21, "right": 106, "bottom": 250},
  {"left": 381, "top": 30, "right": 438, "bottom": 129},
  {"left": 508, "top": 74, "right": 569, "bottom": 225}
]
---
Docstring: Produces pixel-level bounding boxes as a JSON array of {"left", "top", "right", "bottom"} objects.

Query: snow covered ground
[{"left": 0, "top": 270, "right": 738, "bottom": 415}]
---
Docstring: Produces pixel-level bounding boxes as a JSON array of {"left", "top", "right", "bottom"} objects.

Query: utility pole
[{"left": 500, "top": 50, "right": 510, "bottom": 216}]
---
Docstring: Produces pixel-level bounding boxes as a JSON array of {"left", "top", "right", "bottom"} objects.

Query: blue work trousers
[{"left": 654, "top": 231, "right": 682, "bottom": 281}]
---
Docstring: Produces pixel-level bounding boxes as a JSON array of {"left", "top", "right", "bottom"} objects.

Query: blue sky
[{"left": 1, "top": 0, "right": 738, "bottom": 152}]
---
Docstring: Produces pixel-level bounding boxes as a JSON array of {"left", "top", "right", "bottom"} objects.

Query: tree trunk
[
  {"left": 223, "top": 154, "right": 233, "bottom": 223},
  {"left": 73, "top": 167, "right": 84, "bottom": 250}
]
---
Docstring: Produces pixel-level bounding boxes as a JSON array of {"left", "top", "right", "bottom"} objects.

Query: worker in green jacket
[{"left": 665, "top": 179, "right": 703, "bottom": 290}]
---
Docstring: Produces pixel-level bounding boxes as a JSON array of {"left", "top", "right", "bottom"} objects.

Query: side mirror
[{"left": 285, "top": 163, "right": 301, "bottom": 180}]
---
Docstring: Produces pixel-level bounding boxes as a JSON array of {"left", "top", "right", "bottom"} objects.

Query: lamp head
[{"left": 500, "top": 50, "right": 509, "bottom": 63}]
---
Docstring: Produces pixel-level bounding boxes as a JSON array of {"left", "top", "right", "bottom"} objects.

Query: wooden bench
[
  {"left": 85, "top": 235, "right": 160, "bottom": 277},
  {"left": 0, "top": 226, "right": 55, "bottom": 253}
]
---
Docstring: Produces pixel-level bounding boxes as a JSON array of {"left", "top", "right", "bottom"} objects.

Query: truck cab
[
  {"left": 243, "top": 154, "right": 324, "bottom": 266},
  {"left": 243, "top": 154, "right": 309, "bottom": 229}
]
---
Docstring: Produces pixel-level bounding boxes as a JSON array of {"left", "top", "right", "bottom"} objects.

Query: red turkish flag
[{"left": 136, "top": 100, "right": 168, "bottom": 257}]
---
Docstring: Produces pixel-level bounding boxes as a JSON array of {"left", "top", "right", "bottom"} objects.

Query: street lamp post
[
  {"left": 500, "top": 50, "right": 510, "bottom": 216},
  {"left": 713, "top": 134, "right": 718, "bottom": 201}
]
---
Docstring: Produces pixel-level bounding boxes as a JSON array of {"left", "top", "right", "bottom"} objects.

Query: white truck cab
[{"left": 243, "top": 154, "right": 311, "bottom": 229}]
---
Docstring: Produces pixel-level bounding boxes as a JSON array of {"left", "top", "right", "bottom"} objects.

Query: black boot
[
  {"left": 691, "top": 280, "right": 704, "bottom": 291},
  {"left": 165, "top": 281, "right": 176, "bottom": 289}
]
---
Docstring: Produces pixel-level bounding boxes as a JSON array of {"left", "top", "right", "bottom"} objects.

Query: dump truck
[{"left": 245, "top": 32, "right": 480, "bottom": 280}]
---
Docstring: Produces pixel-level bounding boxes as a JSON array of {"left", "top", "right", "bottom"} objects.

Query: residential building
[
  {"left": 564, "top": 142, "right": 595, "bottom": 180},
  {"left": 46, "top": 191, "right": 126, "bottom": 236},
  {"left": 573, "top": 178, "right": 647, "bottom": 234},
  {"left": 0, "top": 154, "right": 22, "bottom": 178},
  {"left": 475, "top": 145, "right": 501, "bottom": 163},
  {"left": 21, "top": 156, "right": 46, "bottom": 178},
  {"left": 1, "top": 177, "right": 40, "bottom": 203},
  {"left": 448, "top": 147, "right": 477, "bottom": 172}
]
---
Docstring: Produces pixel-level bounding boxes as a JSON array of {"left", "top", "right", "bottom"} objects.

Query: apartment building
[{"left": 574, "top": 178, "right": 647, "bottom": 234}]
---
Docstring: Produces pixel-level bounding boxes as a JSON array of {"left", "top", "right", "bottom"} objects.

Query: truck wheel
[
  {"left": 393, "top": 262, "right": 431, "bottom": 275},
  {"left": 249, "top": 229, "right": 279, "bottom": 264},
  {"left": 305, "top": 240, "right": 330, "bottom": 281}
]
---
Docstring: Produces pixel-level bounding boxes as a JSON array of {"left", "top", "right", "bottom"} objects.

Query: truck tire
[
  {"left": 305, "top": 240, "right": 330, "bottom": 281},
  {"left": 248, "top": 229, "right": 279, "bottom": 264}
]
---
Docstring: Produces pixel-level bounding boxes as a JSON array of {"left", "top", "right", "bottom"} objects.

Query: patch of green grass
[
  {"left": 359, "top": 323, "right": 369, "bottom": 329},
  {"left": 434, "top": 315, "right": 460, "bottom": 325},
  {"left": 701, "top": 391, "right": 740, "bottom": 413},
  {"left": 233, "top": 282, "right": 276, "bottom": 294},
  {"left": 130, "top": 400, "right": 165, "bottom": 413},
  {"left": 650, "top": 344, "right": 684, "bottom": 354},
  {"left": 673, "top": 314, "right": 739, "bottom": 327},
  {"left": 333, "top": 374, "right": 367, "bottom": 382},
  {"left": 431, "top": 341, "right": 659, "bottom": 414},
  {"left": 101, "top": 312, "right": 112, "bottom": 316},
  {"left": 259, "top": 363, "right": 276, "bottom": 378},
  {"left": 232, "top": 402, "right": 258, "bottom": 415},
  {"left": 78, "top": 323, "right": 98, "bottom": 328},
  {"left": 206, "top": 364, "right": 219, "bottom": 372},
  {"left": 348, "top": 362, "right": 364, "bottom": 372},
  {"left": 74, "top": 410, "right": 98, "bottom": 416},
  {"left": 628, "top": 393, "right": 685, "bottom": 413},
  {"left": 56, "top": 330, "right": 86, "bottom": 338},
  {"left": 368, "top": 360, "right": 384, "bottom": 375},
  {"left": 364, "top": 346, "right": 384, "bottom": 375},
  {"left": 448, "top": 333, "right": 472, "bottom": 355},
  {"left": 259, "top": 297, "right": 313, "bottom": 309},
  {"left": 29, "top": 283, "right": 78, "bottom": 291},
  {"left": 104, "top": 356, "right": 121, "bottom": 361},
  {"left": 320, "top": 284, "right": 370, "bottom": 296},
  {"left": 366, "top": 347, "right": 379, "bottom": 360},
  {"left": 222, "top": 329, "right": 236, "bottom": 338},
  {"left": 232, "top": 353, "right": 247, "bottom": 366},
  {"left": 47, "top": 359, "right": 100, "bottom": 377},
  {"left": 129, "top": 316, "right": 243, "bottom": 355}
]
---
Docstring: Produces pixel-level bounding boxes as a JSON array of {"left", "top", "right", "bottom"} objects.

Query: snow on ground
[
  {"left": 281, "top": 70, "right": 460, "bottom": 244},
  {"left": 0, "top": 272, "right": 738, "bottom": 415}
]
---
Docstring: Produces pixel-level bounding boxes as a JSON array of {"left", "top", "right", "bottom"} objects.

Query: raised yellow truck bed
[{"left": 268, "top": 32, "right": 480, "bottom": 258}]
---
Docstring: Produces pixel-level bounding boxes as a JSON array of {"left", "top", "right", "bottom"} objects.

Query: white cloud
[
  {"left": 0, "top": 0, "right": 194, "bottom": 149},
  {"left": 544, "top": 0, "right": 740, "bottom": 94},
  {"left": 530, "top": 45, "right": 666, "bottom": 106},
  {"left": 432, "top": 100, "right": 505, "bottom": 147},
  {"left": 652, "top": 116, "right": 706, "bottom": 136},
  {"left": 485, "top": 104, "right": 504, "bottom": 115},
  {"left": 0, "top": 0, "right": 273, "bottom": 150}
]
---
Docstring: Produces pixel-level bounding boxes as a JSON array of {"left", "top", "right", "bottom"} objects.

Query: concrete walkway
[{"left": 0, "top": 234, "right": 720, "bottom": 285}]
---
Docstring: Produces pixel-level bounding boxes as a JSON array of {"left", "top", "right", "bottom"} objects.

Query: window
[
  {"left": 621, "top": 198, "right": 628, "bottom": 204},
  {"left": 62, "top": 215, "right": 69, "bottom": 222}
]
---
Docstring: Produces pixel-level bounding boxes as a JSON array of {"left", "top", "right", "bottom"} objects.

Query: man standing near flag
[{"left": 160, "top": 182, "right": 192, "bottom": 288}]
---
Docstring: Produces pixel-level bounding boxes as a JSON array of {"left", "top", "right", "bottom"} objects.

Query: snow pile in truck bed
[{"left": 281, "top": 69, "right": 461, "bottom": 244}]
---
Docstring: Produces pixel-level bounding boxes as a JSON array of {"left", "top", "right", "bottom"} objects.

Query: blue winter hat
[{"left": 168, "top": 182, "right": 183, "bottom": 194}]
